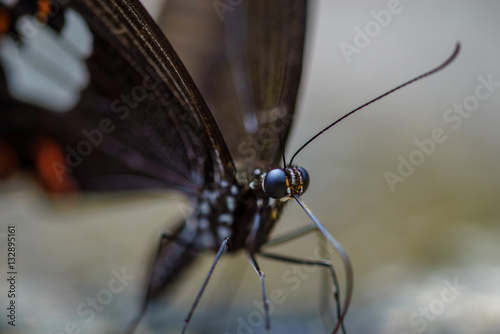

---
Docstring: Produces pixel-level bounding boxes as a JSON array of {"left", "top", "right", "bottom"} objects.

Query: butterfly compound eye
[
  {"left": 263, "top": 169, "right": 288, "bottom": 199},
  {"left": 297, "top": 166, "right": 310, "bottom": 193}
]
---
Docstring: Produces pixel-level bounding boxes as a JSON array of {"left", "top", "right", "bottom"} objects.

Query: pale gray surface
[{"left": 1, "top": 1, "right": 500, "bottom": 333}]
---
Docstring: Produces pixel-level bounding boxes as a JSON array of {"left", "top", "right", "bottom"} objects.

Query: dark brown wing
[
  {"left": 158, "top": 0, "right": 308, "bottom": 174},
  {"left": 0, "top": 0, "right": 236, "bottom": 194}
]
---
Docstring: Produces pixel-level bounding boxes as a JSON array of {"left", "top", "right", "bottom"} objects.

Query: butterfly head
[{"left": 262, "top": 166, "right": 309, "bottom": 200}]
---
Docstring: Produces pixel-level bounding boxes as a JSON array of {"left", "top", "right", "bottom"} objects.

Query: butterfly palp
[{"left": 263, "top": 166, "right": 309, "bottom": 200}]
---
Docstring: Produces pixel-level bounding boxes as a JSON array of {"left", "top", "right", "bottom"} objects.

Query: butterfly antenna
[
  {"left": 293, "top": 194, "right": 353, "bottom": 333},
  {"left": 289, "top": 42, "right": 461, "bottom": 165},
  {"left": 279, "top": 135, "right": 287, "bottom": 168}
]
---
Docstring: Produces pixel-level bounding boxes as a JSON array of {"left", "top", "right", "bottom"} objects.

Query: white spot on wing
[
  {"left": 244, "top": 113, "right": 258, "bottom": 133},
  {"left": 199, "top": 201, "right": 210, "bottom": 216},
  {"left": 231, "top": 185, "right": 239, "bottom": 196},
  {"left": 203, "top": 190, "right": 218, "bottom": 204},
  {"left": 199, "top": 218, "right": 210, "bottom": 230},
  {"left": 217, "top": 226, "right": 232, "bottom": 240},
  {"left": 0, "top": 10, "right": 92, "bottom": 111},
  {"left": 226, "top": 196, "right": 236, "bottom": 212},
  {"left": 62, "top": 10, "right": 93, "bottom": 57},
  {"left": 217, "top": 213, "right": 233, "bottom": 225}
]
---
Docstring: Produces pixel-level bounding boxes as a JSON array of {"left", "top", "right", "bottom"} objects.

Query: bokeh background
[{"left": 1, "top": 0, "right": 500, "bottom": 333}]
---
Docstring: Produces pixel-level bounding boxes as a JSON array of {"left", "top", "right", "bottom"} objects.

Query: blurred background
[{"left": 1, "top": 0, "right": 500, "bottom": 333}]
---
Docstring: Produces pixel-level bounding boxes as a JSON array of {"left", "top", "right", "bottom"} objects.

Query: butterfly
[{"left": 0, "top": 0, "right": 459, "bottom": 333}]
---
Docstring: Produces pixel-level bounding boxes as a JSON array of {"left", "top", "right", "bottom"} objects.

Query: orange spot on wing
[
  {"left": 0, "top": 7, "right": 10, "bottom": 35},
  {"left": 36, "top": 0, "right": 52, "bottom": 23},
  {"left": 32, "top": 136, "right": 78, "bottom": 194}
]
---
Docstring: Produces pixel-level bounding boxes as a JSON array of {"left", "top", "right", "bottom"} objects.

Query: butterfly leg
[
  {"left": 318, "top": 237, "right": 338, "bottom": 331},
  {"left": 258, "top": 252, "right": 346, "bottom": 334},
  {"left": 293, "top": 195, "right": 352, "bottom": 334},
  {"left": 180, "top": 238, "right": 230, "bottom": 334},
  {"left": 263, "top": 226, "right": 342, "bottom": 331},
  {"left": 248, "top": 253, "right": 272, "bottom": 333},
  {"left": 263, "top": 226, "right": 338, "bottom": 329},
  {"left": 263, "top": 224, "right": 318, "bottom": 248}
]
